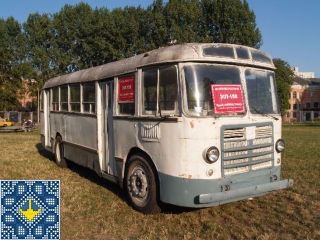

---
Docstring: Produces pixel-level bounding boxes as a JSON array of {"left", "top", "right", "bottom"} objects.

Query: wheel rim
[{"left": 128, "top": 165, "right": 149, "bottom": 204}]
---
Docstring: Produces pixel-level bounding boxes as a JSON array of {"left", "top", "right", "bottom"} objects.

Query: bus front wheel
[
  {"left": 54, "top": 136, "right": 68, "bottom": 168},
  {"left": 125, "top": 154, "right": 161, "bottom": 214}
]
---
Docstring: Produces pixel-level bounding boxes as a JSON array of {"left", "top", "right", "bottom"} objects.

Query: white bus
[{"left": 41, "top": 43, "right": 293, "bottom": 214}]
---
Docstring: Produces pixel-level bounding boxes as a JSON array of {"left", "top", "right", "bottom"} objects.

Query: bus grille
[{"left": 221, "top": 123, "right": 274, "bottom": 176}]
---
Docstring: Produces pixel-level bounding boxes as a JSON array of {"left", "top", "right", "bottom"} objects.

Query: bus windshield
[
  {"left": 183, "top": 64, "right": 244, "bottom": 116},
  {"left": 245, "top": 69, "right": 279, "bottom": 115},
  {"left": 183, "top": 64, "right": 279, "bottom": 117}
]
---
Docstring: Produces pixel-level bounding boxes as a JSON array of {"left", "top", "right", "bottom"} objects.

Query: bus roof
[{"left": 43, "top": 43, "right": 275, "bottom": 89}]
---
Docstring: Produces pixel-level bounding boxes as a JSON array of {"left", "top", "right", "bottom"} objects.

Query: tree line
[{"left": 0, "top": 0, "right": 292, "bottom": 114}]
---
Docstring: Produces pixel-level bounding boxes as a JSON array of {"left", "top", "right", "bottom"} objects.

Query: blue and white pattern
[{"left": 1, "top": 180, "right": 60, "bottom": 240}]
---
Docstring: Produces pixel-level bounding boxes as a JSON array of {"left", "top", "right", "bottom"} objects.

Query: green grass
[{"left": 1, "top": 126, "right": 319, "bottom": 240}]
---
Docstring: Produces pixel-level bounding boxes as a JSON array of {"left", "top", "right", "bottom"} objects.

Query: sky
[{"left": 1, "top": 0, "right": 319, "bottom": 77}]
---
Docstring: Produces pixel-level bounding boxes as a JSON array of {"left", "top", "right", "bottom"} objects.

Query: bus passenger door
[
  {"left": 43, "top": 90, "right": 51, "bottom": 148},
  {"left": 101, "top": 81, "right": 115, "bottom": 175}
]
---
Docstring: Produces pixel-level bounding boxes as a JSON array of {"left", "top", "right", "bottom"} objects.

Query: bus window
[
  {"left": 60, "top": 85, "right": 68, "bottom": 111},
  {"left": 236, "top": 47, "right": 250, "bottom": 60},
  {"left": 143, "top": 69, "right": 157, "bottom": 115},
  {"left": 245, "top": 69, "right": 279, "bottom": 114},
  {"left": 118, "top": 76, "right": 135, "bottom": 115},
  {"left": 51, "top": 87, "right": 59, "bottom": 111},
  {"left": 159, "top": 66, "right": 178, "bottom": 114},
  {"left": 82, "top": 83, "right": 95, "bottom": 114},
  {"left": 143, "top": 66, "right": 178, "bottom": 116},
  {"left": 70, "top": 84, "right": 80, "bottom": 112}
]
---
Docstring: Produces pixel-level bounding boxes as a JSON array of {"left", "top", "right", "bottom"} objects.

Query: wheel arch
[{"left": 125, "top": 147, "right": 159, "bottom": 176}]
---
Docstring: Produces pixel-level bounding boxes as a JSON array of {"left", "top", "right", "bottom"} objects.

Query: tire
[
  {"left": 54, "top": 136, "right": 68, "bottom": 168},
  {"left": 125, "top": 154, "right": 161, "bottom": 214}
]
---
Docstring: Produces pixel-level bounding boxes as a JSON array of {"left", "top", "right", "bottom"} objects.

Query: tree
[
  {"left": 144, "top": 0, "right": 168, "bottom": 49},
  {"left": 109, "top": 6, "right": 147, "bottom": 59},
  {"left": 165, "top": 0, "right": 202, "bottom": 43},
  {"left": 52, "top": 3, "right": 90, "bottom": 73},
  {"left": 0, "top": 17, "right": 26, "bottom": 111},
  {"left": 23, "top": 13, "right": 55, "bottom": 82},
  {"left": 273, "top": 58, "right": 294, "bottom": 116},
  {"left": 201, "top": 0, "right": 262, "bottom": 47},
  {"left": 22, "top": 0, "right": 263, "bottom": 76}
]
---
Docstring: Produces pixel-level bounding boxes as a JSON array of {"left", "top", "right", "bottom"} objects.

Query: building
[
  {"left": 18, "top": 78, "right": 38, "bottom": 111},
  {"left": 292, "top": 67, "right": 315, "bottom": 79},
  {"left": 284, "top": 77, "right": 320, "bottom": 122}
]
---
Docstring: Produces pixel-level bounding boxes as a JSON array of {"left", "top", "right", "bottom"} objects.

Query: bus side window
[
  {"left": 142, "top": 66, "right": 178, "bottom": 116},
  {"left": 60, "top": 85, "right": 68, "bottom": 111},
  {"left": 159, "top": 66, "right": 178, "bottom": 114},
  {"left": 118, "top": 76, "right": 135, "bottom": 115},
  {"left": 142, "top": 69, "right": 157, "bottom": 115},
  {"left": 51, "top": 87, "right": 59, "bottom": 111},
  {"left": 82, "top": 83, "right": 96, "bottom": 114},
  {"left": 70, "top": 84, "right": 80, "bottom": 112}
]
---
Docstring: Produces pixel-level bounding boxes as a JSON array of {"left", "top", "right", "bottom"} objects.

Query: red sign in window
[
  {"left": 118, "top": 76, "right": 135, "bottom": 103},
  {"left": 211, "top": 84, "right": 245, "bottom": 114}
]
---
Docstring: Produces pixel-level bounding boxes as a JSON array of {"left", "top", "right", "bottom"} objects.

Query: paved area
[{"left": 0, "top": 126, "right": 24, "bottom": 132}]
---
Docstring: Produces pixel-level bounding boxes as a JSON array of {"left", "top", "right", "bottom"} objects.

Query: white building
[{"left": 292, "top": 67, "right": 315, "bottom": 78}]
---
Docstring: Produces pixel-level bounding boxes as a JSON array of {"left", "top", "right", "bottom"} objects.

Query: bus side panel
[
  {"left": 49, "top": 113, "right": 97, "bottom": 149},
  {"left": 113, "top": 119, "right": 138, "bottom": 165},
  {"left": 63, "top": 142, "right": 100, "bottom": 174},
  {"left": 50, "top": 113, "right": 100, "bottom": 172},
  {"left": 63, "top": 114, "right": 97, "bottom": 149},
  {"left": 145, "top": 118, "right": 222, "bottom": 180}
]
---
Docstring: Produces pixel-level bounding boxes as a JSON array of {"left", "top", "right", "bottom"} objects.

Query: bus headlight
[
  {"left": 204, "top": 146, "right": 219, "bottom": 163},
  {"left": 275, "top": 139, "right": 285, "bottom": 153}
]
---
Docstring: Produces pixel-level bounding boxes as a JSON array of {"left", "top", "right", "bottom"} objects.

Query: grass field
[{"left": 1, "top": 126, "right": 319, "bottom": 240}]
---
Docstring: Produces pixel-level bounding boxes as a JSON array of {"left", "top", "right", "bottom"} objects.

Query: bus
[{"left": 40, "top": 43, "right": 293, "bottom": 214}]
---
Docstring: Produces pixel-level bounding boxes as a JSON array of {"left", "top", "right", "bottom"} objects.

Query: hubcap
[{"left": 128, "top": 167, "right": 148, "bottom": 200}]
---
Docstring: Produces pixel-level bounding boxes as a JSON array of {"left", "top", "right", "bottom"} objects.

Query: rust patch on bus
[
  {"left": 179, "top": 174, "right": 192, "bottom": 180},
  {"left": 189, "top": 121, "right": 194, "bottom": 128}
]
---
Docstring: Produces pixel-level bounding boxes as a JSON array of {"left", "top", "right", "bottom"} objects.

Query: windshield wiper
[{"left": 251, "top": 107, "right": 279, "bottom": 121}]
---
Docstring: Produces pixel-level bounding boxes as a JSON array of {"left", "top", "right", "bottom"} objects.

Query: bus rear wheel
[
  {"left": 125, "top": 154, "right": 161, "bottom": 214},
  {"left": 54, "top": 136, "right": 68, "bottom": 168}
]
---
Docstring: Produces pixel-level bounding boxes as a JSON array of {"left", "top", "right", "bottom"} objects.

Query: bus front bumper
[
  {"left": 198, "top": 178, "right": 293, "bottom": 204},
  {"left": 159, "top": 167, "right": 293, "bottom": 208}
]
